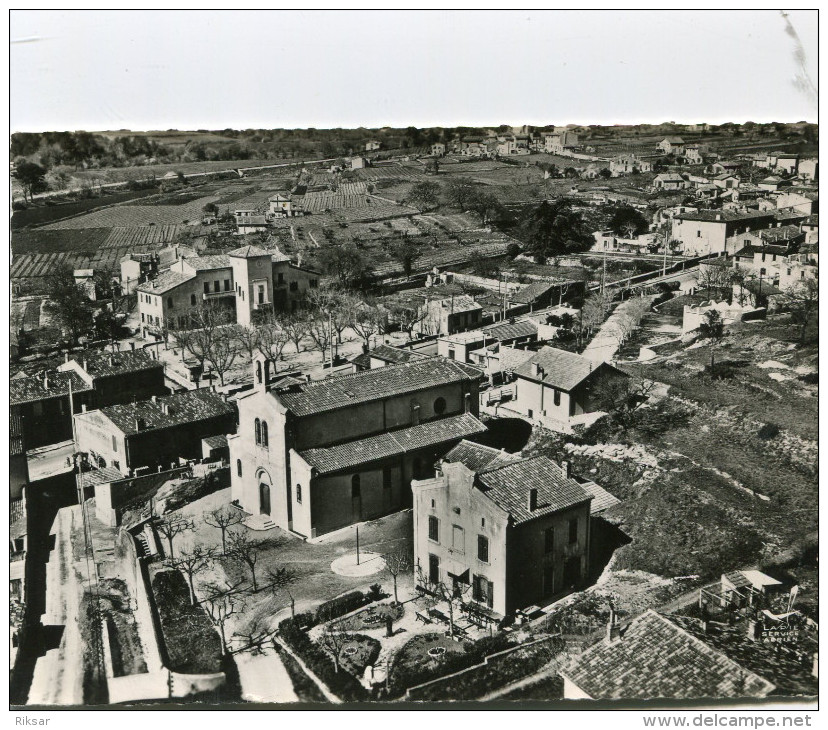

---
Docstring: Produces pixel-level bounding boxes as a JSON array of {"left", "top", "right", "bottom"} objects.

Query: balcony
[{"left": 203, "top": 290, "right": 235, "bottom": 300}]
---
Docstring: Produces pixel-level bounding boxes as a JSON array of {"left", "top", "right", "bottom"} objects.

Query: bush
[
  {"left": 367, "top": 583, "right": 384, "bottom": 601},
  {"left": 506, "top": 242, "right": 521, "bottom": 258},
  {"left": 151, "top": 570, "right": 223, "bottom": 674},
  {"left": 798, "top": 372, "right": 818, "bottom": 385},
  {"left": 315, "top": 590, "right": 371, "bottom": 624},
  {"left": 278, "top": 616, "right": 368, "bottom": 701},
  {"left": 757, "top": 423, "right": 780, "bottom": 440}
]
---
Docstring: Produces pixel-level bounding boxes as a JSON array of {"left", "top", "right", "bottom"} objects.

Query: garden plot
[
  {"left": 11, "top": 227, "right": 112, "bottom": 256},
  {"left": 101, "top": 224, "right": 211, "bottom": 248},
  {"left": 353, "top": 164, "right": 426, "bottom": 183},
  {"left": 40, "top": 195, "right": 222, "bottom": 229}
]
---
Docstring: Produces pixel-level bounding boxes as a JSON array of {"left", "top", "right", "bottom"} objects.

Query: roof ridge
[{"left": 478, "top": 453, "right": 540, "bottom": 474}]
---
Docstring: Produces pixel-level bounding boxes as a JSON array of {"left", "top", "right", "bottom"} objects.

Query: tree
[
  {"left": 203, "top": 506, "right": 245, "bottom": 555},
  {"left": 306, "top": 308, "right": 334, "bottom": 364},
  {"left": 281, "top": 312, "right": 310, "bottom": 353},
  {"left": 518, "top": 199, "right": 593, "bottom": 263},
  {"left": 389, "top": 239, "right": 418, "bottom": 279},
  {"left": 227, "top": 530, "right": 265, "bottom": 592},
  {"left": 405, "top": 180, "right": 441, "bottom": 211},
  {"left": 166, "top": 545, "right": 214, "bottom": 605},
  {"left": 318, "top": 617, "right": 357, "bottom": 674},
  {"left": 609, "top": 296, "right": 651, "bottom": 346},
  {"left": 350, "top": 300, "right": 385, "bottom": 349},
  {"left": 201, "top": 581, "right": 242, "bottom": 655},
  {"left": 44, "top": 265, "right": 93, "bottom": 345},
  {"left": 591, "top": 375, "right": 653, "bottom": 430},
  {"left": 598, "top": 168, "right": 612, "bottom": 179},
  {"left": 306, "top": 286, "right": 355, "bottom": 345},
  {"left": 388, "top": 302, "right": 426, "bottom": 340},
  {"left": 267, "top": 566, "right": 298, "bottom": 618},
  {"left": 697, "top": 309, "right": 725, "bottom": 375},
  {"left": 783, "top": 276, "right": 819, "bottom": 344},
  {"left": 204, "top": 326, "right": 242, "bottom": 386},
  {"left": 317, "top": 243, "right": 372, "bottom": 289},
  {"left": 383, "top": 550, "right": 410, "bottom": 605},
  {"left": 697, "top": 263, "right": 734, "bottom": 302},
  {"left": 14, "top": 161, "right": 47, "bottom": 202},
  {"left": 256, "top": 316, "right": 290, "bottom": 362},
  {"left": 416, "top": 566, "right": 470, "bottom": 640},
  {"left": 443, "top": 177, "right": 477, "bottom": 211},
  {"left": 233, "top": 325, "right": 261, "bottom": 359},
  {"left": 608, "top": 206, "right": 649, "bottom": 238},
  {"left": 469, "top": 191, "right": 504, "bottom": 226},
  {"left": 580, "top": 289, "right": 615, "bottom": 338},
  {"left": 155, "top": 514, "right": 195, "bottom": 561},
  {"left": 92, "top": 306, "right": 121, "bottom": 341},
  {"left": 232, "top": 614, "right": 278, "bottom": 656},
  {"left": 469, "top": 249, "right": 500, "bottom": 278}
]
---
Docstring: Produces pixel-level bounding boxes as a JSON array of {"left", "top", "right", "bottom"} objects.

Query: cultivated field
[{"left": 40, "top": 196, "right": 221, "bottom": 229}]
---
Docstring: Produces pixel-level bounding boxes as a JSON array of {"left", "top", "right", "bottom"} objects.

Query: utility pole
[{"left": 356, "top": 525, "right": 360, "bottom": 565}]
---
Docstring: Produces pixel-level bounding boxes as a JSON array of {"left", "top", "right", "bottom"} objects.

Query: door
[
  {"left": 428, "top": 554, "right": 440, "bottom": 585},
  {"left": 351, "top": 475, "right": 362, "bottom": 522},
  {"left": 285, "top": 483, "right": 293, "bottom": 530},
  {"left": 259, "top": 482, "right": 271, "bottom": 516},
  {"left": 563, "top": 557, "right": 581, "bottom": 589}
]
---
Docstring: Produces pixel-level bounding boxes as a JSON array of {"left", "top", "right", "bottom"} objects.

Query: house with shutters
[
  {"left": 411, "top": 445, "right": 595, "bottom": 618},
  {"left": 228, "top": 355, "right": 487, "bottom": 537}
]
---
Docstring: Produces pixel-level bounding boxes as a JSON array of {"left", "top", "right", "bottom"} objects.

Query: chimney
[
  {"left": 715, "top": 213, "right": 722, "bottom": 221},
  {"left": 43, "top": 372, "right": 49, "bottom": 390},
  {"left": 560, "top": 460, "right": 571, "bottom": 479},
  {"left": 130, "top": 341, "right": 136, "bottom": 351},
  {"left": 161, "top": 402, "right": 171, "bottom": 416},
  {"left": 151, "top": 395, "right": 158, "bottom": 403},
  {"left": 135, "top": 417, "right": 146, "bottom": 431},
  {"left": 606, "top": 608, "right": 621, "bottom": 643},
  {"left": 528, "top": 488, "right": 538, "bottom": 512},
  {"left": 82, "top": 358, "right": 88, "bottom": 371},
  {"left": 108, "top": 354, "right": 114, "bottom": 367},
  {"left": 81, "top": 404, "right": 87, "bottom": 413},
  {"left": 64, "top": 352, "right": 70, "bottom": 363},
  {"left": 532, "top": 362, "right": 541, "bottom": 376}
]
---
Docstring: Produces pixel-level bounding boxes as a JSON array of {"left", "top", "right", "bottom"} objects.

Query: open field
[{"left": 40, "top": 195, "right": 221, "bottom": 229}]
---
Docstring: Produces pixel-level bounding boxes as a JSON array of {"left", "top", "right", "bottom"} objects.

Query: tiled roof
[
  {"left": 743, "top": 280, "right": 783, "bottom": 296},
  {"left": 675, "top": 210, "right": 772, "bottom": 223},
  {"left": 562, "top": 611, "right": 775, "bottom": 700},
  {"left": 229, "top": 245, "right": 270, "bottom": 258},
  {"left": 754, "top": 225, "right": 804, "bottom": 243},
  {"left": 429, "top": 294, "right": 482, "bottom": 313},
  {"left": 576, "top": 478, "right": 621, "bottom": 514},
  {"left": 203, "top": 434, "right": 229, "bottom": 449},
  {"left": 497, "top": 345, "right": 536, "bottom": 373},
  {"left": 369, "top": 344, "right": 432, "bottom": 365},
  {"left": 10, "top": 371, "right": 92, "bottom": 406},
  {"left": 63, "top": 348, "right": 163, "bottom": 380},
  {"left": 299, "top": 413, "right": 487, "bottom": 474},
  {"left": 77, "top": 466, "right": 124, "bottom": 489},
  {"left": 510, "top": 281, "right": 558, "bottom": 305},
  {"left": 477, "top": 455, "right": 593, "bottom": 524},
  {"left": 514, "top": 346, "right": 622, "bottom": 392},
  {"left": 90, "top": 389, "right": 234, "bottom": 436},
  {"left": 277, "top": 357, "right": 483, "bottom": 417},
  {"left": 734, "top": 244, "right": 791, "bottom": 259},
  {"left": 655, "top": 174, "right": 685, "bottom": 182},
  {"left": 661, "top": 137, "right": 685, "bottom": 144},
  {"left": 137, "top": 269, "right": 195, "bottom": 295},
  {"left": 802, "top": 214, "right": 818, "bottom": 225},
  {"left": 665, "top": 614, "right": 816, "bottom": 698},
  {"left": 183, "top": 255, "right": 232, "bottom": 271},
  {"left": 443, "top": 439, "right": 520, "bottom": 472}
]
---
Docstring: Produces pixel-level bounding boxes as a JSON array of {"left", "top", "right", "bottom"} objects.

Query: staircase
[
  {"left": 243, "top": 514, "right": 276, "bottom": 531},
  {"left": 135, "top": 531, "right": 152, "bottom": 558}
]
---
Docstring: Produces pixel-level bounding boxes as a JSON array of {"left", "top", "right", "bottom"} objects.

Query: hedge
[
  {"left": 151, "top": 569, "right": 223, "bottom": 674},
  {"left": 315, "top": 590, "right": 372, "bottom": 624},
  {"left": 278, "top": 616, "right": 368, "bottom": 702}
]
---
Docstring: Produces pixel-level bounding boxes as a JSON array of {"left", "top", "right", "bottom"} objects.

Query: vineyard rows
[
  {"left": 101, "top": 224, "right": 211, "bottom": 248},
  {"left": 12, "top": 243, "right": 158, "bottom": 279},
  {"left": 41, "top": 195, "right": 221, "bottom": 229}
]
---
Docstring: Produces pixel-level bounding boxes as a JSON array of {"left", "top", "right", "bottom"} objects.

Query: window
[
  {"left": 190, "top": 294, "right": 196, "bottom": 305},
  {"left": 760, "top": 267, "right": 766, "bottom": 276},
  {"left": 428, "top": 516, "right": 439, "bottom": 542},
  {"left": 428, "top": 554, "right": 440, "bottom": 585},
  {"left": 112, "top": 435, "right": 118, "bottom": 452},
  {"left": 296, "top": 484, "right": 302, "bottom": 503},
  {"left": 141, "top": 313, "right": 145, "bottom": 322},
  {"left": 155, "top": 316, "right": 160, "bottom": 326},
  {"left": 553, "top": 389, "right": 561, "bottom": 407},
  {"left": 214, "top": 281, "right": 220, "bottom": 292},
  {"left": 544, "top": 527, "right": 555, "bottom": 553},
  {"left": 481, "top": 517, "right": 485, "bottom": 528},
  {"left": 527, "top": 409, "right": 533, "bottom": 419},
  {"left": 256, "top": 361, "right": 262, "bottom": 384},
  {"left": 289, "top": 281, "right": 298, "bottom": 292},
  {"left": 473, "top": 575, "right": 493, "bottom": 608},
  {"left": 254, "top": 418, "right": 261, "bottom": 445},
  {"left": 447, "top": 349, "right": 455, "bottom": 360},
  {"left": 204, "top": 282, "right": 210, "bottom": 293},
  {"left": 224, "top": 279, "right": 230, "bottom": 291},
  {"left": 237, "top": 459, "right": 242, "bottom": 477},
  {"left": 568, "top": 518, "right": 578, "bottom": 545},
  {"left": 697, "top": 231, "right": 702, "bottom": 238},
  {"left": 258, "top": 285, "right": 265, "bottom": 304},
  {"left": 261, "top": 421, "right": 269, "bottom": 448},
  {"left": 278, "top": 273, "right": 285, "bottom": 285},
  {"left": 351, "top": 474, "right": 361, "bottom": 498},
  {"left": 167, "top": 297, "right": 174, "bottom": 308},
  {"left": 434, "top": 397, "right": 447, "bottom": 415},
  {"left": 477, "top": 535, "right": 489, "bottom": 563},
  {"left": 452, "top": 525, "right": 465, "bottom": 554},
  {"left": 431, "top": 499, "right": 435, "bottom": 508}
]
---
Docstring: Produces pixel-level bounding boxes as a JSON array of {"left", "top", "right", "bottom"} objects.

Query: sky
[{"left": 9, "top": 9, "right": 819, "bottom": 132}]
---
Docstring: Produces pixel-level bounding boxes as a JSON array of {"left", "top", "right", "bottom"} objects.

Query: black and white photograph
[{"left": 8, "top": 8, "right": 819, "bottom": 718}]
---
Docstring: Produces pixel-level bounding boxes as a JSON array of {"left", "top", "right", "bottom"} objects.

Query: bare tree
[
  {"left": 155, "top": 513, "right": 195, "bottom": 561},
  {"left": 388, "top": 302, "right": 426, "bottom": 341},
  {"left": 384, "top": 549, "right": 410, "bottom": 605},
  {"left": 201, "top": 580, "right": 242, "bottom": 655},
  {"left": 350, "top": 300, "right": 385, "bottom": 349},
  {"left": 234, "top": 325, "right": 261, "bottom": 359},
  {"left": 697, "top": 263, "right": 734, "bottom": 301},
  {"left": 227, "top": 530, "right": 265, "bottom": 593},
  {"left": 166, "top": 544, "right": 214, "bottom": 605},
  {"left": 256, "top": 315, "right": 289, "bottom": 362},
  {"left": 696, "top": 309, "right": 725, "bottom": 375},
  {"left": 281, "top": 312, "right": 310, "bottom": 353},
  {"left": 306, "top": 308, "right": 334, "bottom": 364},
  {"left": 306, "top": 287, "right": 355, "bottom": 345},
  {"left": 318, "top": 617, "right": 357, "bottom": 674},
  {"left": 267, "top": 566, "right": 298, "bottom": 618},
  {"left": 416, "top": 565, "right": 470, "bottom": 640},
  {"left": 203, "top": 506, "right": 245, "bottom": 555},
  {"left": 204, "top": 326, "right": 242, "bottom": 386}
]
